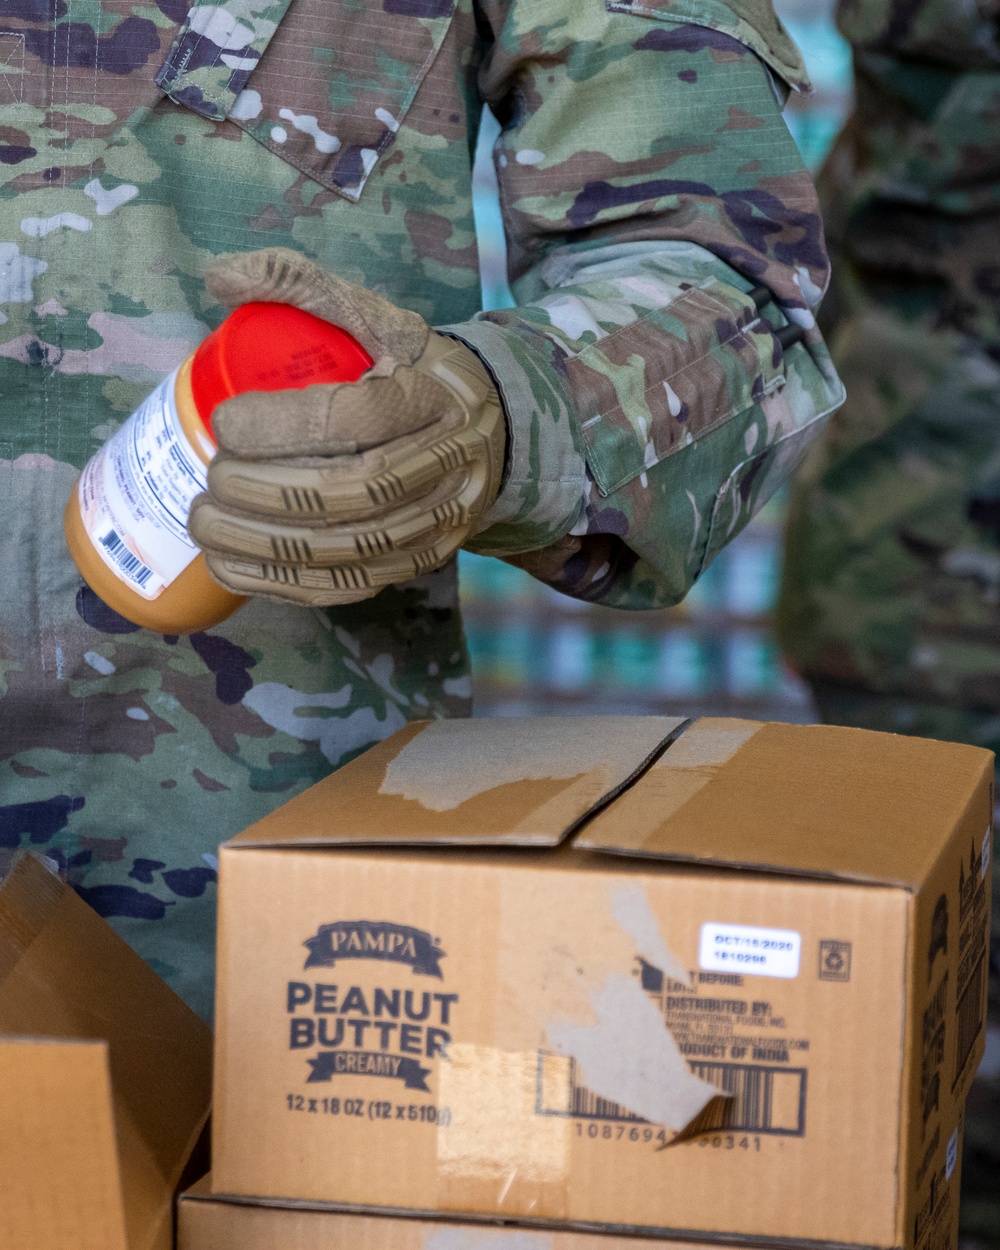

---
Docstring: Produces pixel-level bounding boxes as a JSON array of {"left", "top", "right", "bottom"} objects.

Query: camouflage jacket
[{"left": 0, "top": 0, "right": 843, "bottom": 1017}]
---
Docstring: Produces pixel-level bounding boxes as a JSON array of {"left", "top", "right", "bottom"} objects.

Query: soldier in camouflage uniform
[
  {"left": 0, "top": 0, "right": 842, "bottom": 1021},
  {"left": 777, "top": 0, "right": 1000, "bottom": 1240}
]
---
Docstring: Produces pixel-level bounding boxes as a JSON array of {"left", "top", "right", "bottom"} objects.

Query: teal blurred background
[{"left": 462, "top": 1, "right": 852, "bottom": 718}]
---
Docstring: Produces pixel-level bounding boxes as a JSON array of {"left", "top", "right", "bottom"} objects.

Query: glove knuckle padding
[
  {"left": 206, "top": 543, "right": 457, "bottom": 606},
  {"left": 192, "top": 259, "right": 506, "bottom": 606},
  {"left": 204, "top": 553, "right": 377, "bottom": 607},
  {"left": 194, "top": 469, "right": 472, "bottom": 565}
]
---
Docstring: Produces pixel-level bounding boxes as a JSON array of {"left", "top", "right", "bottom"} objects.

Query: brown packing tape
[
  {"left": 229, "top": 716, "right": 688, "bottom": 849},
  {"left": 575, "top": 720, "right": 992, "bottom": 890},
  {"left": 572, "top": 720, "right": 761, "bottom": 855},
  {"left": 436, "top": 1044, "right": 573, "bottom": 1186},
  {"left": 375, "top": 717, "right": 688, "bottom": 814}
]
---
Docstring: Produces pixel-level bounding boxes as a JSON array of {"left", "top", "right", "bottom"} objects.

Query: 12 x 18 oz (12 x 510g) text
[{"left": 285, "top": 1094, "right": 451, "bottom": 1124}]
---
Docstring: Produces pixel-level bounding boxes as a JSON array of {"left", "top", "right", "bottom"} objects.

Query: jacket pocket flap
[
  {"left": 156, "top": 0, "right": 295, "bottom": 120},
  {"left": 157, "top": 0, "right": 455, "bottom": 202}
]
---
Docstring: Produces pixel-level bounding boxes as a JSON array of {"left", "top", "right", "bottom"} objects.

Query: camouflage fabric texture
[
  {"left": 0, "top": 0, "right": 842, "bottom": 1020},
  {"left": 776, "top": 1, "right": 1000, "bottom": 1241}
]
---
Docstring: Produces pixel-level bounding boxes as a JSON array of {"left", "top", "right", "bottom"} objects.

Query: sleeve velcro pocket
[{"left": 575, "top": 281, "right": 786, "bottom": 497}]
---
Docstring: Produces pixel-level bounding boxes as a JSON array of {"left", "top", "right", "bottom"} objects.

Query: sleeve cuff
[{"left": 438, "top": 318, "right": 588, "bottom": 556}]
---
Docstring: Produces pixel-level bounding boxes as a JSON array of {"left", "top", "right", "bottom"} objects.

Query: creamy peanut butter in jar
[{"left": 64, "top": 302, "right": 372, "bottom": 634}]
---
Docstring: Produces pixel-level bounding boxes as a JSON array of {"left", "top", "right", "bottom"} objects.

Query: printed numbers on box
[{"left": 698, "top": 1135, "right": 762, "bottom": 1152}]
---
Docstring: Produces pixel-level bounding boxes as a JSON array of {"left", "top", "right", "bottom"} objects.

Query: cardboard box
[
  {"left": 212, "top": 717, "right": 994, "bottom": 1250},
  {"left": 178, "top": 1175, "right": 770, "bottom": 1250},
  {"left": 0, "top": 852, "right": 212, "bottom": 1250}
]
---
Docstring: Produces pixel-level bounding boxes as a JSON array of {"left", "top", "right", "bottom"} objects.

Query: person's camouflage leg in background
[{"left": 777, "top": 1, "right": 1000, "bottom": 1241}]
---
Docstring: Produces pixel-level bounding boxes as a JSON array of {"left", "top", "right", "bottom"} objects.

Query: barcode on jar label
[
  {"left": 98, "top": 528, "right": 155, "bottom": 590},
  {"left": 78, "top": 367, "right": 207, "bottom": 599}
]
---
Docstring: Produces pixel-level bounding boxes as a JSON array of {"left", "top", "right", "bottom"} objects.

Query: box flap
[
  {"left": 0, "top": 853, "right": 214, "bottom": 1250},
  {"left": 0, "top": 1037, "right": 128, "bottom": 1250},
  {"left": 227, "top": 716, "right": 686, "bottom": 849},
  {"left": 573, "top": 718, "right": 993, "bottom": 888}
]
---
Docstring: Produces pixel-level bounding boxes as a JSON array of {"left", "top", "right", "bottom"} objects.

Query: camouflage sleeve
[{"left": 441, "top": 0, "right": 845, "bottom": 609}]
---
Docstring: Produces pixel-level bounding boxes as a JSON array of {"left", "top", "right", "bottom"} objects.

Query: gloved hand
[{"left": 187, "top": 248, "right": 507, "bottom": 606}]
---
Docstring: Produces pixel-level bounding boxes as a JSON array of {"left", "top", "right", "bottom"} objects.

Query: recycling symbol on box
[{"left": 818, "top": 939, "right": 852, "bottom": 982}]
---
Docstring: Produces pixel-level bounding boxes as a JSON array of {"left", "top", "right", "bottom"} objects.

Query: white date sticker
[{"left": 699, "top": 922, "right": 801, "bottom": 979}]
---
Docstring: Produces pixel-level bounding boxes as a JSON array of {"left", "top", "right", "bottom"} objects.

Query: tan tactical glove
[{"left": 187, "top": 248, "right": 507, "bottom": 606}]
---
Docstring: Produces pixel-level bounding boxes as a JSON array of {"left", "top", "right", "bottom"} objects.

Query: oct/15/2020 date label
[{"left": 285, "top": 1094, "right": 452, "bottom": 1125}]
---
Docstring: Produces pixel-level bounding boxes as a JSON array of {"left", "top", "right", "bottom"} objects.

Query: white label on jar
[
  {"left": 699, "top": 922, "right": 801, "bottom": 978},
  {"left": 78, "top": 367, "right": 208, "bottom": 600}
]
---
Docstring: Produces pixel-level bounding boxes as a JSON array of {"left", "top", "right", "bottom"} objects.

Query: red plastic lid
[{"left": 190, "top": 302, "right": 374, "bottom": 435}]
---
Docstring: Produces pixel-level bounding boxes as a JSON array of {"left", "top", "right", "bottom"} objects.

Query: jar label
[{"left": 78, "top": 368, "right": 207, "bottom": 600}]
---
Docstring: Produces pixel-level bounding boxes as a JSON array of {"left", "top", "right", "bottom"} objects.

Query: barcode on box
[
  {"left": 686, "top": 1061, "right": 806, "bottom": 1136},
  {"left": 535, "top": 1053, "right": 806, "bottom": 1136},
  {"left": 536, "top": 1054, "right": 645, "bottom": 1122},
  {"left": 99, "top": 528, "right": 154, "bottom": 589}
]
